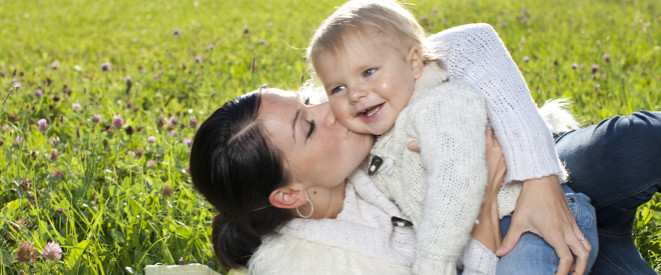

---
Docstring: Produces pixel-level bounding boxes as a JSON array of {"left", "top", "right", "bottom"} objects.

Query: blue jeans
[
  {"left": 497, "top": 185, "right": 599, "bottom": 275},
  {"left": 555, "top": 111, "right": 661, "bottom": 274}
]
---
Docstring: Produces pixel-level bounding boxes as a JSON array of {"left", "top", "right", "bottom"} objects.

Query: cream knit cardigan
[
  {"left": 248, "top": 170, "right": 497, "bottom": 275},
  {"left": 367, "top": 23, "right": 566, "bottom": 274}
]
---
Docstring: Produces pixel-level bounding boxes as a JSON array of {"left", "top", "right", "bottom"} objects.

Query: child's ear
[
  {"left": 269, "top": 183, "right": 308, "bottom": 209},
  {"left": 408, "top": 47, "right": 424, "bottom": 80}
]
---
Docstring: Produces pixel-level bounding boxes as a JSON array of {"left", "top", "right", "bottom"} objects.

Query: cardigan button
[{"left": 368, "top": 155, "right": 383, "bottom": 175}]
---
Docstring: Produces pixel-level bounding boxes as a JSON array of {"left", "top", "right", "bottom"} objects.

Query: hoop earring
[{"left": 296, "top": 198, "right": 314, "bottom": 219}]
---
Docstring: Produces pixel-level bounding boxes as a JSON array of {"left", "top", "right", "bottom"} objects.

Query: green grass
[{"left": 0, "top": 0, "right": 659, "bottom": 273}]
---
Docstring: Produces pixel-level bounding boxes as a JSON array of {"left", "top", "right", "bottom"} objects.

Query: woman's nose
[{"left": 312, "top": 102, "right": 336, "bottom": 126}]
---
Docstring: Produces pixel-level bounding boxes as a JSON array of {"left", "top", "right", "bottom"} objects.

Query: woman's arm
[
  {"left": 426, "top": 23, "right": 563, "bottom": 183},
  {"left": 426, "top": 24, "right": 590, "bottom": 275}
]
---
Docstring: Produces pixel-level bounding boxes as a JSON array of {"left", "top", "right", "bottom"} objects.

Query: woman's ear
[
  {"left": 269, "top": 184, "right": 308, "bottom": 209},
  {"left": 408, "top": 47, "right": 424, "bottom": 80}
]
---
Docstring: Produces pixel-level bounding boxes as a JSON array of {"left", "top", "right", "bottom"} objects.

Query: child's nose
[{"left": 349, "top": 87, "right": 368, "bottom": 104}]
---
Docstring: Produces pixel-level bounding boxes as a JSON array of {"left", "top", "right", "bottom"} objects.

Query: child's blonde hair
[{"left": 307, "top": 0, "right": 436, "bottom": 68}]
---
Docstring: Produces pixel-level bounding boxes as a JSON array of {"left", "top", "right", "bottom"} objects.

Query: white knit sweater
[{"left": 248, "top": 170, "right": 497, "bottom": 275}]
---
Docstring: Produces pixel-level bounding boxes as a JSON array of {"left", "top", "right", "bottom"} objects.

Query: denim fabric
[
  {"left": 497, "top": 185, "right": 598, "bottom": 275},
  {"left": 555, "top": 111, "right": 661, "bottom": 274}
]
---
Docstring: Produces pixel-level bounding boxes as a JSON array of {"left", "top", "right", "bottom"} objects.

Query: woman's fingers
[{"left": 485, "top": 129, "right": 506, "bottom": 193}]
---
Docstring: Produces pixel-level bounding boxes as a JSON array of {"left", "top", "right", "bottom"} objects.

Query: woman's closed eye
[{"left": 305, "top": 119, "right": 316, "bottom": 141}]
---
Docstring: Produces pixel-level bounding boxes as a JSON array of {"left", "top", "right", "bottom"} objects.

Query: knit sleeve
[
  {"left": 460, "top": 238, "right": 498, "bottom": 275},
  {"left": 426, "top": 23, "right": 564, "bottom": 183},
  {"left": 410, "top": 83, "right": 488, "bottom": 275}
]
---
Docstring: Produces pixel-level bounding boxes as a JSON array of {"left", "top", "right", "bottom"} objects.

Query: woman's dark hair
[{"left": 189, "top": 91, "right": 293, "bottom": 269}]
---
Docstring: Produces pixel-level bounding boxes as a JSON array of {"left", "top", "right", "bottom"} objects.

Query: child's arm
[
  {"left": 426, "top": 23, "right": 563, "bottom": 183},
  {"left": 409, "top": 82, "right": 488, "bottom": 274}
]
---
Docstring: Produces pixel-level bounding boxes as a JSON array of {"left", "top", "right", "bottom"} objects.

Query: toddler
[{"left": 307, "top": 0, "right": 597, "bottom": 274}]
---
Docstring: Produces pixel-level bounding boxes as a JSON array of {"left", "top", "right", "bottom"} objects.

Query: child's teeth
[{"left": 367, "top": 106, "right": 379, "bottom": 117}]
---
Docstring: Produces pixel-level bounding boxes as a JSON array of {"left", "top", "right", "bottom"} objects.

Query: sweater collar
[{"left": 410, "top": 62, "right": 450, "bottom": 102}]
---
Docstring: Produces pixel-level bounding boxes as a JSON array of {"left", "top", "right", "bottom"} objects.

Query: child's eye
[
  {"left": 363, "top": 68, "right": 376, "bottom": 77},
  {"left": 330, "top": 86, "right": 345, "bottom": 95}
]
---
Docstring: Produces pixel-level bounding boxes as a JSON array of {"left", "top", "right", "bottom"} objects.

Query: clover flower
[
  {"left": 571, "top": 62, "right": 578, "bottom": 69},
  {"left": 208, "top": 44, "right": 215, "bottom": 50},
  {"left": 591, "top": 64, "right": 599, "bottom": 73},
  {"left": 51, "top": 61, "right": 60, "bottom": 70},
  {"left": 42, "top": 242, "right": 62, "bottom": 261},
  {"left": 101, "top": 62, "right": 112, "bottom": 71},
  {"left": 523, "top": 56, "right": 529, "bottom": 63},
  {"left": 194, "top": 56, "right": 202, "bottom": 63},
  {"left": 162, "top": 185, "right": 173, "bottom": 197},
  {"left": 259, "top": 39, "right": 266, "bottom": 45},
  {"left": 603, "top": 53, "right": 610, "bottom": 63},
  {"left": 112, "top": 115, "right": 124, "bottom": 129},
  {"left": 50, "top": 149, "right": 59, "bottom": 161},
  {"left": 147, "top": 136, "right": 156, "bottom": 143},
  {"left": 92, "top": 115, "right": 102, "bottom": 123},
  {"left": 34, "top": 89, "right": 44, "bottom": 98},
  {"left": 72, "top": 103, "right": 81, "bottom": 111},
  {"left": 17, "top": 241, "right": 36, "bottom": 264},
  {"left": 173, "top": 29, "right": 181, "bottom": 35},
  {"left": 146, "top": 159, "right": 157, "bottom": 167},
  {"left": 243, "top": 26, "right": 250, "bottom": 34},
  {"left": 183, "top": 138, "right": 192, "bottom": 147},
  {"left": 52, "top": 171, "right": 64, "bottom": 179},
  {"left": 168, "top": 116, "right": 178, "bottom": 127},
  {"left": 189, "top": 117, "right": 198, "bottom": 128},
  {"left": 37, "top": 119, "right": 48, "bottom": 131}
]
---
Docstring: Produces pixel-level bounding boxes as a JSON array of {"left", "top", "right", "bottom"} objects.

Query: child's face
[{"left": 314, "top": 30, "right": 423, "bottom": 135}]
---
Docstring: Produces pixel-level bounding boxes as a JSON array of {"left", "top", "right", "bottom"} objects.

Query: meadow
[{"left": 0, "top": 0, "right": 659, "bottom": 273}]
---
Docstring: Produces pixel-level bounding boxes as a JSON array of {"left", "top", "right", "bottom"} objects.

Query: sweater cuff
[
  {"left": 413, "top": 255, "right": 458, "bottom": 275},
  {"left": 460, "top": 238, "right": 498, "bottom": 275}
]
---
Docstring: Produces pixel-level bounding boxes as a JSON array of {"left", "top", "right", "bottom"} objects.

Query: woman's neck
[{"left": 306, "top": 180, "right": 346, "bottom": 219}]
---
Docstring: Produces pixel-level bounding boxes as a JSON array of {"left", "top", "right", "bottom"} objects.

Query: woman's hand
[
  {"left": 470, "top": 128, "right": 505, "bottom": 252},
  {"left": 497, "top": 175, "right": 591, "bottom": 274}
]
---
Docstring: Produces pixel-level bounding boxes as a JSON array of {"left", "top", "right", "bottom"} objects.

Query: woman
[{"left": 190, "top": 87, "right": 507, "bottom": 274}]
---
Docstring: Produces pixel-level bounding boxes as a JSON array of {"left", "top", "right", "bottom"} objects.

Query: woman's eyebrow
[{"left": 292, "top": 108, "right": 301, "bottom": 142}]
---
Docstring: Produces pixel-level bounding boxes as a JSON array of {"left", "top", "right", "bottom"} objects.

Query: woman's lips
[{"left": 357, "top": 103, "right": 384, "bottom": 121}]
